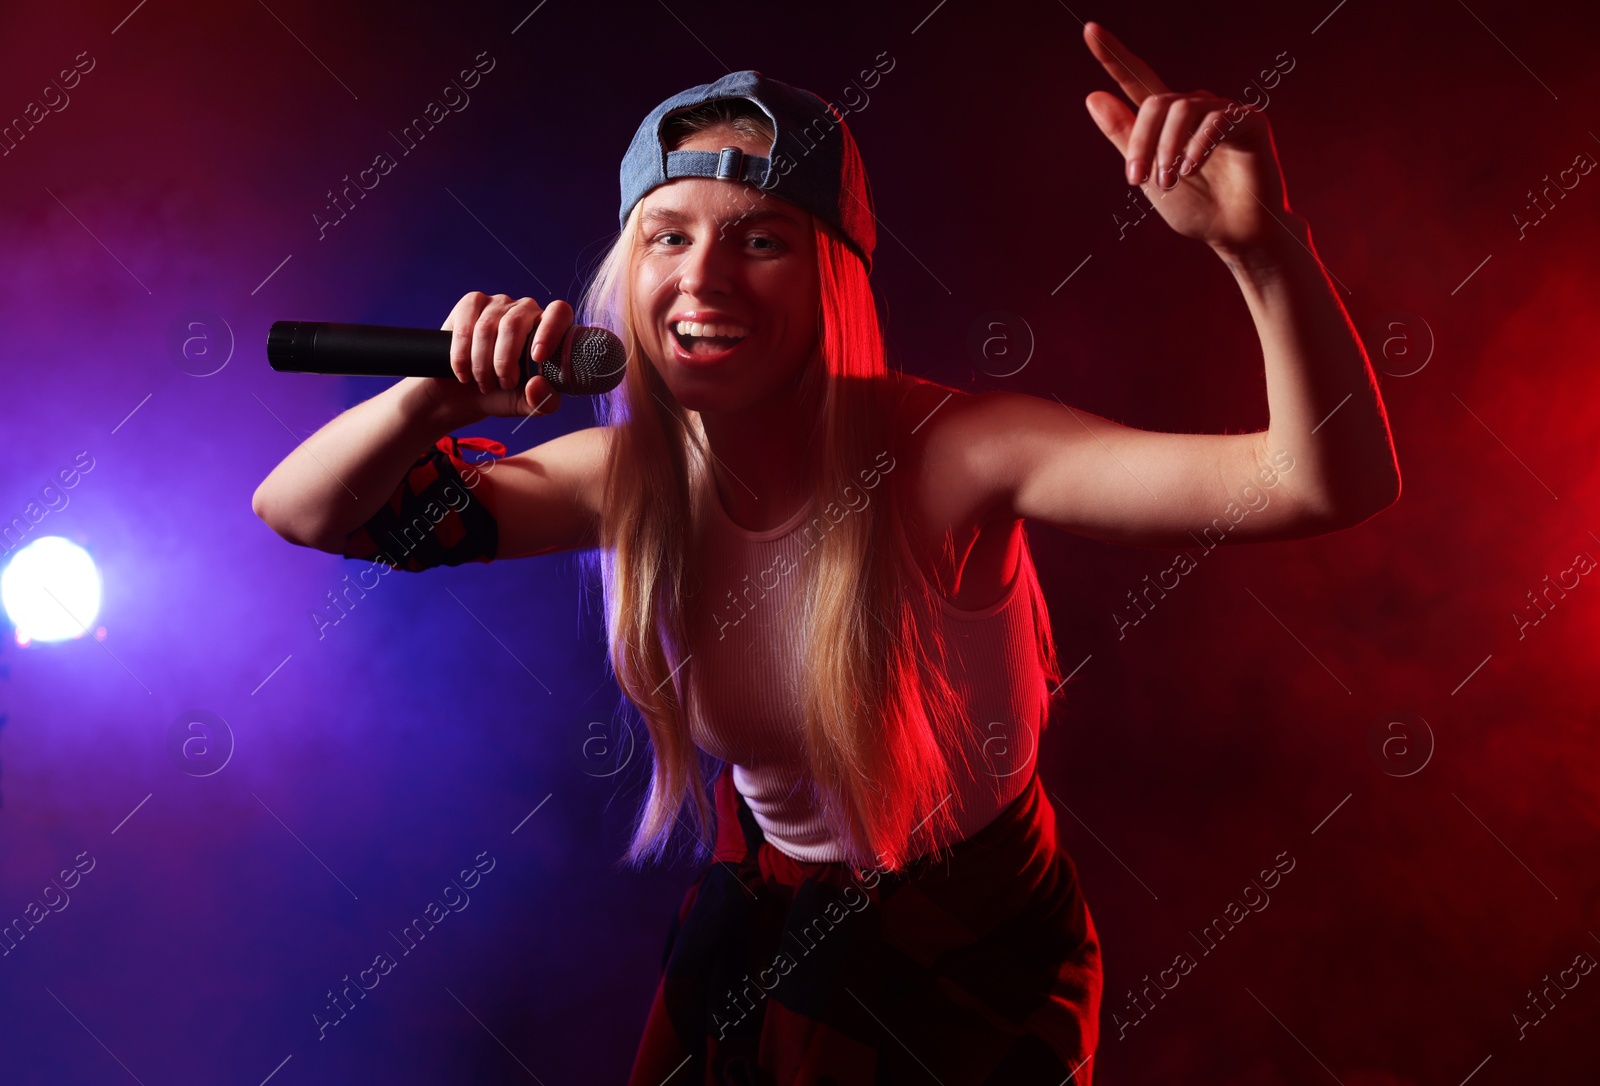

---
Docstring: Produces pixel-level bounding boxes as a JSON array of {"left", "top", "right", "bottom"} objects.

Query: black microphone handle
[{"left": 268, "top": 321, "right": 539, "bottom": 383}]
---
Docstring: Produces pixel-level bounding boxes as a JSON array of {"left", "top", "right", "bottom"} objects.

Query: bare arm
[
  {"left": 253, "top": 291, "right": 574, "bottom": 555},
  {"left": 922, "top": 26, "right": 1400, "bottom": 551},
  {"left": 251, "top": 376, "right": 479, "bottom": 553},
  {"left": 946, "top": 23, "right": 1398, "bottom": 548},
  {"left": 1222, "top": 215, "right": 1398, "bottom": 524},
  {"left": 961, "top": 212, "right": 1396, "bottom": 549}
]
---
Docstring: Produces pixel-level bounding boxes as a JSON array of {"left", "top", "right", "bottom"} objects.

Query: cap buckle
[{"left": 715, "top": 146, "right": 744, "bottom": 181}]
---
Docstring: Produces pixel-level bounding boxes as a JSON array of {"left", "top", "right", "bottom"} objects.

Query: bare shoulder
[
  {"left": 881, "top": 373, "right": 1027, "bottom": 609},
  {"left": 883, "top": 372, "right": 1013, "bottom": 532}
]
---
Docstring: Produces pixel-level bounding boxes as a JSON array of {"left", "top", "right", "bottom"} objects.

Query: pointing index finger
[{"left": 1083, "top": 21, "right": 1171, "bottom": 106}]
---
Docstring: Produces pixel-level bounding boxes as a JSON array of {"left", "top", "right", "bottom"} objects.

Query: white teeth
[{"left": 674, "top": 320, "right": 748, "bottom": 339}]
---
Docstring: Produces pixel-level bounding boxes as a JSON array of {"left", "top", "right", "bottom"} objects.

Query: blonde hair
[{"left": 575, "top": 99, "right": 1063, "bottom": 872}]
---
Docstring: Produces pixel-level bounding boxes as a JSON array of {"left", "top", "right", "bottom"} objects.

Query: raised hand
[
  {"left": 1082, "top": 21, "right": 1294, "bottom": 254},
  {"left": 429, "top": 291, "right": 566, "bottom": 421}
]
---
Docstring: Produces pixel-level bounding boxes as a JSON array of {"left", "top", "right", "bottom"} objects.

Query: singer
[{"left": 252, "top": 22, "right": 1399, "bottom": 1085}]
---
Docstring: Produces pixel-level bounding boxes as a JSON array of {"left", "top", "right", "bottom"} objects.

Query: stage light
[{"left": 1, "top": 536, "right": 102, "bottom": 645}]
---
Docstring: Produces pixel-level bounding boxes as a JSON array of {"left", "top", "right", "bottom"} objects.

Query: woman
[{"left": 253, "top": 21, "right": 1399, "bottom": 1085}]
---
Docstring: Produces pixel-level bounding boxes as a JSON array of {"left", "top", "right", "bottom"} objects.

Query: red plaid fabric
[
  {"left": 627, "top": 763, "right": 1102, "bottom": 1085},
  {"left": 342, "top": 435, "right": 504, "bottom": 572}
]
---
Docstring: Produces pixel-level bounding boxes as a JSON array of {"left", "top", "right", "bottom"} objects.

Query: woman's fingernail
[{"left": 1126, "top": 159, "right": 1139, "bottom": 185}]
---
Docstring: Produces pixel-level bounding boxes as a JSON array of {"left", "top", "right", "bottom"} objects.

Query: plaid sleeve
[{"left": 341, "top": 434, "right": 506, "bottom": 572}]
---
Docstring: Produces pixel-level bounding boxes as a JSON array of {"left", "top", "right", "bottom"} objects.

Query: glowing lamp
[{"left": 1, "top": 536, "right": 103, "bottom": 644}]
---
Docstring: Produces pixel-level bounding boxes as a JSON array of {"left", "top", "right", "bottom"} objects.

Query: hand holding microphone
[{"left": 266, "top": 292, "right": 626, "bottom": 421}]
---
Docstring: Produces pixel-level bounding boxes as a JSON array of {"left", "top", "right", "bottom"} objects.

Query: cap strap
[{"left": 663, "top": 147, "right": 773, "bottom": 189}]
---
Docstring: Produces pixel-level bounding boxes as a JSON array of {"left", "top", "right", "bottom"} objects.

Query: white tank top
[{"left": 684, "top": 487, "right": 1054, "bottom": 863}]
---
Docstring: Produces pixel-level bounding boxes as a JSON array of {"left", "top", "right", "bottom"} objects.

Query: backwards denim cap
[{"left": 618, "top": 70, "right": 876, "bottom": 272}]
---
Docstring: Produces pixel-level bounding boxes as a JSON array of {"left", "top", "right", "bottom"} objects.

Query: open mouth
[{"left": 672, "top": 319, "right": 748, "bottom": 359}]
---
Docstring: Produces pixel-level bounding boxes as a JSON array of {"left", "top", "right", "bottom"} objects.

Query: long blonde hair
[{"left": 576, "top": 99, "right": 1062, "bottom": 872}]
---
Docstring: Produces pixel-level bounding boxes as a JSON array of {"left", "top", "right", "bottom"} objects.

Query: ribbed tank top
[{"left": 685, "top": 486, "right": 1053, "bottom": 864}]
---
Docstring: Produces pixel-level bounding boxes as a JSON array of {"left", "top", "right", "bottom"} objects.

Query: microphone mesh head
[{"left": 542, "top": 326, "right": 627, "bottom": 395}]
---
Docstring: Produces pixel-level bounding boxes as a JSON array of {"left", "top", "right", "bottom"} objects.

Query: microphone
[{"left": 266, "top": 320, "right": 627, "bottom": 395}]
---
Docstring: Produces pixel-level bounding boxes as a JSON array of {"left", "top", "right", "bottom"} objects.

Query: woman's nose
[{"left": 676, "top": 238, "right": 734, "bottom": 296}]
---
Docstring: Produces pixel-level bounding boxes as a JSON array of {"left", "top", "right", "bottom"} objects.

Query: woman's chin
[{"left": 647, "top": 351, "right": 812, "bottom": 417}]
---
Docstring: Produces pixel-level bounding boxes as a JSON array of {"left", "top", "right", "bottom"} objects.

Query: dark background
[{"left": 1, "top": 0, "right": 1597, "bottom": 1082}]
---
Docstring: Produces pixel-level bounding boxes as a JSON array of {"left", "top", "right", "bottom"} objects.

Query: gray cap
[{"left": 618, "top": 70, "right": 876, "bottom": 271}]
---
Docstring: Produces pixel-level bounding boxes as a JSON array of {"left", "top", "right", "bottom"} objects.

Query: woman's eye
[{"left": 749, "top": 236, "right": 780, "bottom": 251}]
